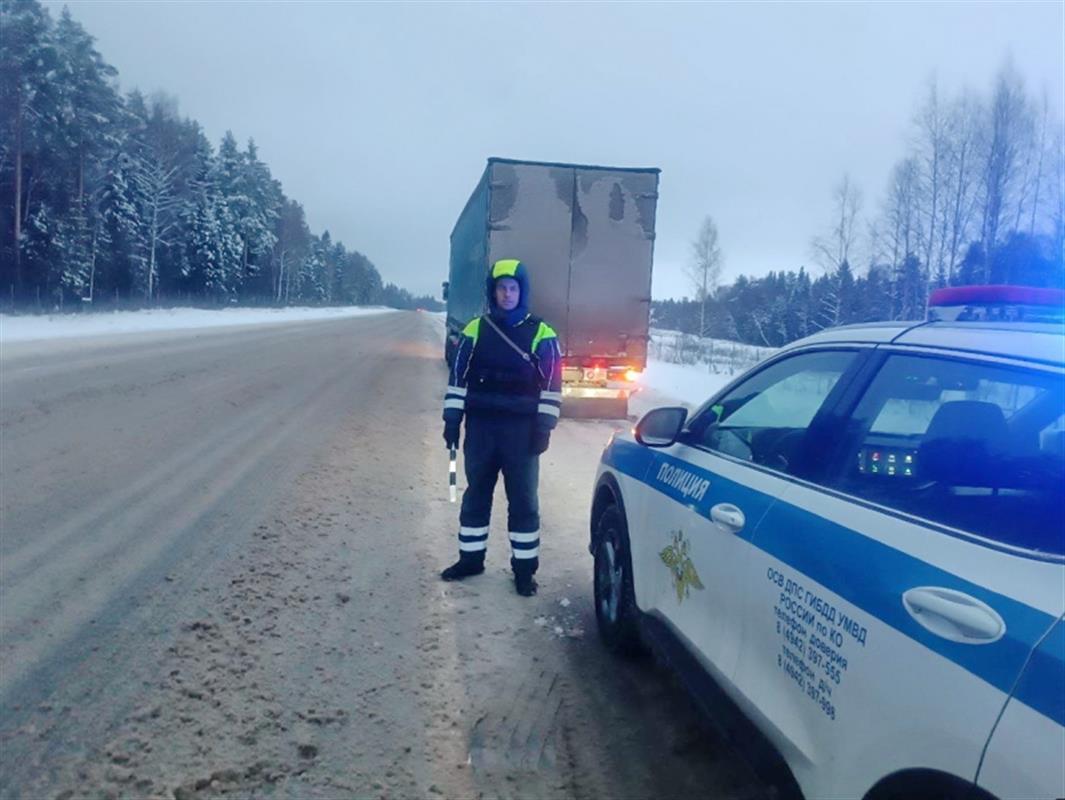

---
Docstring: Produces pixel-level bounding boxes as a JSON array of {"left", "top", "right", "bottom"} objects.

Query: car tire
[
  {"left": 866, "top": 772, "right": 999, "bottom": 800},
  {"left": 593, "top": 505, "right": 643, "bottom": 655}
]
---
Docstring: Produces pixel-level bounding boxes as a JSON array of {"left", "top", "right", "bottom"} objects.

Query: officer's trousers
[{"left": 457, "top": 413, "right": 540, "bottom": 574}]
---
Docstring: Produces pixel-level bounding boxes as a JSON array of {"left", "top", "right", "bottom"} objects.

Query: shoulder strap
[{"left": 482, "top": 314, "right": 534, "bottom": 364}]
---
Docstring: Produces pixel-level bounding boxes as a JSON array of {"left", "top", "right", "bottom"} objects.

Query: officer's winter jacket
[{"left": 443, "top": 260, "right": 563, "bottom": 433}]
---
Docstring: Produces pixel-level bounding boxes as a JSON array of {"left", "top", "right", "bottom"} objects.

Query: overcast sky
[{"left": 51, "top": 1, "right": 1064, "bottom": 300}]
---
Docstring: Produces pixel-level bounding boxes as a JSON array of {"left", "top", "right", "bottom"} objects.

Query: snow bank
[
  {"left": 637, "top": 359, "right": 736, "bottom": 408},
  {"left": 0, "top": 306, "right": 397, "bottom": 343},
  {"left": 636, "top": 328, "right": 777, "bottom": 407},
  {"left": 424, "top": 311, "right": 447, "bottom": 348}
]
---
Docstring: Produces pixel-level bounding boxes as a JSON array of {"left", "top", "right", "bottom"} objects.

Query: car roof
[{"left": 781, "top": 320, "right": 1065, "bottom": 367}]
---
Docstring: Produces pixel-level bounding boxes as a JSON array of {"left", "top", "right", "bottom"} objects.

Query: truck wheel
[{"left": 594, "top": 505, "right": 642, "bottom": 655}]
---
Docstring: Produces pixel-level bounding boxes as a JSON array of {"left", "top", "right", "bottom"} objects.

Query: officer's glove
[
  {"left": 443, "top": 421, "right": 461, "bottom": 449},
  {"left": 531, "top": 427, "right": 551, "bottom": 455}
]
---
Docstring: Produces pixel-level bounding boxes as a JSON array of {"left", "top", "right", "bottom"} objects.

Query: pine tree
[
  {"left": 896, "top": 254, "right": 926, "bottom": 320},
  {"left": 240, "top": 139, "right": 280, "bottom": 296},
  {"left": 1, "top": 0, "right": 62, "bottom": 296},
  {"left": 273, "top": 198, "right": 312, "bottom": 304},
  {"left": 52, "top": 7, "right": 119, "bottom": 205},
  {"left": 98, "top": 149, "right": 142, "bottom": 300}
]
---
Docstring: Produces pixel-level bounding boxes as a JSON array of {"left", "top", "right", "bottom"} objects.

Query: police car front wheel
[{"left": 593, "top": 506, "right": 642, "bottom": 655}]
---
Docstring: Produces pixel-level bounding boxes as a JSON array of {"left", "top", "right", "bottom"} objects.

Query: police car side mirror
[{"left": 635, "top": 407, "right": 688, "bottom": 448}]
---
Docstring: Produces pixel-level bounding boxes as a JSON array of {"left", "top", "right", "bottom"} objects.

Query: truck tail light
[{"left": 606, "top": 365, "right": 641, "bottom": 382}]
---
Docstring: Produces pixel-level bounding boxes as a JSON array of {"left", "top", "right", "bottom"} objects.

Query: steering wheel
[
  {"left": 717, "top": 429, "right": 755, "bottom": 462},
  {"left": 762, "top": 429, "right": 807, "bottom": 472}
]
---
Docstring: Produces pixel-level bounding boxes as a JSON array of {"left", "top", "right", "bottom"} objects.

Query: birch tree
[
  {"left": 1024, "top": 90, "right": 1051, "bottom": 237},
  {"left": 978, "top": 60, "right": 1034, "bottom": 281},
  {"left": 812, "top": 175, "right": 863, "bottom": 326},
  {"left": 686, "top": 215, "right": 723, "bottom": 336},
  {"left": 942, "top": 92, "right": 982, "bottom": 282},
  {"left": 129, "top": 155, "right": 178, "bottom": 300},
  {"left": 914, "top": 77, "right": 950, "bottom": 284}
]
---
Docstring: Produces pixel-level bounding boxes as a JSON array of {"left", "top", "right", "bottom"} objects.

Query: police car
[{"left": 590, "top": 286, "right": 1064, "bottom": 800}]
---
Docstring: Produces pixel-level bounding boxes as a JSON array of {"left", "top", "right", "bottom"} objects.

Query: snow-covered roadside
[
  {"left": 5, "top": 307, "right": 769, "bottom": 415},
  {"left": 424, "top": 311, "right": 447, "bottom": 349},
  {"left": 633, "top": 359, "right": 736, "bottom": 412},
  {"left": 0, "top": 305, "right": 397, "bottom": 344},
  {"left": 637, "top": 328, "right": 776, "bottom": 409}
]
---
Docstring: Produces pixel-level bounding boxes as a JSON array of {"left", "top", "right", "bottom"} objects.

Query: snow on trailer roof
[{"left": 486, "top": 157, "right": 661, "bottom": 174}]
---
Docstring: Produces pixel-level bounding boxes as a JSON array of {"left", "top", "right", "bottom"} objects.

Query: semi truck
[{"left": 444, "top": 157, "right": 660, "bottom": 419}]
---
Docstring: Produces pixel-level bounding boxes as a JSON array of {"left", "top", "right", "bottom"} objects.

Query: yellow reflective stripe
[
  {"left": 531, "top": 321, "right": 557, "bottom": 353},
  {"left": 492, "top": 259, "right": 521, "bottom": 279},
  {"left": 461, "top": 318, "right": 481, "bottom": 343}
]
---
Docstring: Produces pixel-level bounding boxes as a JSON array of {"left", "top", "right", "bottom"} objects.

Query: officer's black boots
[
  {"left": 512, "top": 557, "right": 538, "bottom": 597},
  {"left": 440, "top": 551, "right": 485, "bottom": 582},
  {"left": 440, "top": 553, "right": 539, "bottom": 595},
  {"left": 514, "top": 573, "right": 538, "bottom": 597}
]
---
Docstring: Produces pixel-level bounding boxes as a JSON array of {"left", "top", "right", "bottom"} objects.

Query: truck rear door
[
  {"left": 566, "top": 168, "right": 657, "bottom": 368},
  {"left": 485, "top": 161, "right": 574, "bottom": 337}
]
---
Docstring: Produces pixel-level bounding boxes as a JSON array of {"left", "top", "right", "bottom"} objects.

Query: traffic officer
[{"left": 441, "top": 259, "right": 563, "bottom": 596}]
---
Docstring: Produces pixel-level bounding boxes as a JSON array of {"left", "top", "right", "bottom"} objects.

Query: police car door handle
[
  {"left": 709, "top": 503, "right": 745, "bottom": 533},
  {"left": 902, "top": 587, "right": 1005, "bottom": 644}
]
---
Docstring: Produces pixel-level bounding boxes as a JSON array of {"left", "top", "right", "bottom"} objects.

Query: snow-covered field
[
  {"left": 0, "top": 305, "right": 396, "bottom": 343},
  {"left": 649, "top": 327, "right": 774, "bottom": 374}
]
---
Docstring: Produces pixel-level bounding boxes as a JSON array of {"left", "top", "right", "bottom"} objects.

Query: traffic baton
[{"left": 448, "top": 446, "right": 457, "bottom": 503}]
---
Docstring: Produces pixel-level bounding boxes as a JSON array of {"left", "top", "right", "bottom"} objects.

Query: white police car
[{"left": 590, "top": 286, "right": 1064, "bottom": 800}]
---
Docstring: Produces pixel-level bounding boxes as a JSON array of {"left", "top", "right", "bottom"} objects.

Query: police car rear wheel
[{"left": 594, "top": 506, "right": 642, "bottom": 655}]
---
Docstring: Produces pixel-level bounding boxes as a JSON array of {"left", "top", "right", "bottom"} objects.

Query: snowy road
[{"left": 0, "top": 312, "right": 767, "bottom": 799}]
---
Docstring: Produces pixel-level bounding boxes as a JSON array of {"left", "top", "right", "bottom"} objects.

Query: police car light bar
[{"left": 927, "top": 284, "right": 1065, "bottom": 323}]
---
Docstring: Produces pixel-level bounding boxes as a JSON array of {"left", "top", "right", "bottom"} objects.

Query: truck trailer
[{"left": 444, "top": 157, "right": 660, "bottom": 419}]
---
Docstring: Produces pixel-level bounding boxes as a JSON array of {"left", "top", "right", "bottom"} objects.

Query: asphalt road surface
[{"left": 0, "top": 311, "right": 768, "bottom": 799}]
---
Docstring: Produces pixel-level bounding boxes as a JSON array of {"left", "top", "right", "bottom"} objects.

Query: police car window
[
  {"left": 828, "top": 354, "right": 1065, "bottom": 555},
  {"left": 694, "top": 350, "right": 856, "bottom": 474},
  {"left": 869, "top": 381, "right": 1041, "bottom": 436}
]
